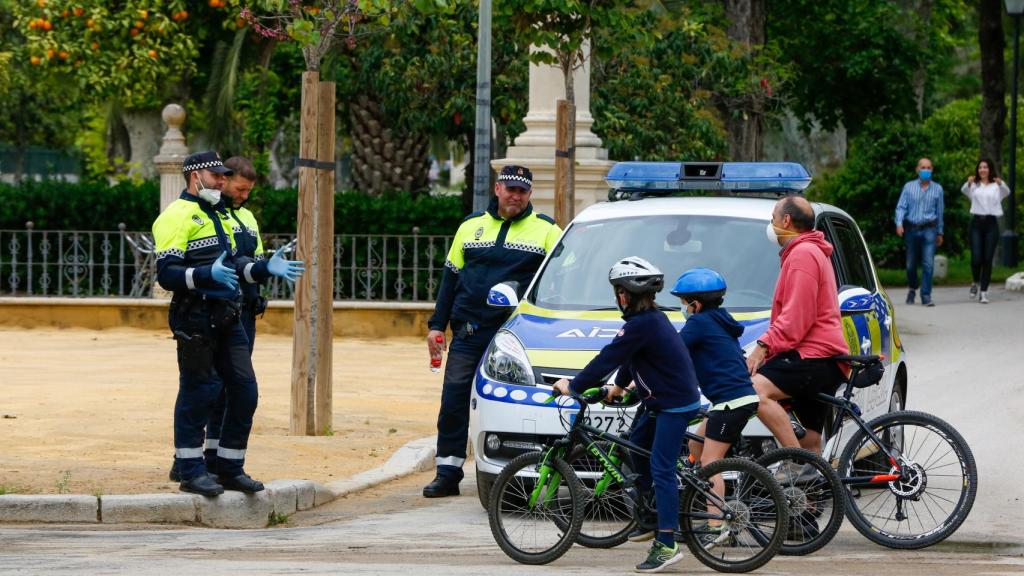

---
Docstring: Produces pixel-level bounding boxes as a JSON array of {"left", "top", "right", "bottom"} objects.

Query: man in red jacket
[{"left": 745, "top": 196, "right": 849, "bottom": 454}]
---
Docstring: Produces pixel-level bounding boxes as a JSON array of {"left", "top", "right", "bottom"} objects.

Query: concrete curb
[{"left": 0, "top": 436, "right": 436, "bottom": 528}]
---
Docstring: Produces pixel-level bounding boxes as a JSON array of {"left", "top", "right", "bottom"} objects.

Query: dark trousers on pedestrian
[
  {"left": 627, "top": 408, "right": 694, "bottom": 532},
  {"left": 970, "top": 215, "right": 999, "bottom": 291},
  {"left": 904, "top": 225, "right": 937, "bottom": 298},
  {"left": 172, "top": 302, "right": 258, "bottom": 481},
  {"left": 434, "top": 323, "right": 498, "bottom": 483},
  {"left": 205, "top": 308, "right": 257, "bottom": 471}
]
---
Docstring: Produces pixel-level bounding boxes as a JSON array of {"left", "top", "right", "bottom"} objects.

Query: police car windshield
[{"left": 528, "top": 214, "right": 780, "bottom": 312}]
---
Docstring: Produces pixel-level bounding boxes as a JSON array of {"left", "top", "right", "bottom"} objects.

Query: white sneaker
[{"left": 980, "top": 292, "right": 990, "bottom": 304}]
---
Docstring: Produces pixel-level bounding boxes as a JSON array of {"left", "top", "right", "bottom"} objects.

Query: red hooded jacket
[{"left": 760, "top": 231, "right": 849, "bottom": 360}]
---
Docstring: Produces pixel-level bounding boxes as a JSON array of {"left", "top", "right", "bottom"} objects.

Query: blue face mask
[{"left": 919, "top": 169, "right": 932, "bottom": 181}]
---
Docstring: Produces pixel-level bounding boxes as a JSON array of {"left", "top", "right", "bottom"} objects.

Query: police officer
[
  {"left": 423, "top": 165, "right": 561, "bottom": 497},
  {"left": 167, "top": 156, "right": 303, "bottom": 483},
  {"left": 153, "top": 151, "right": 271, "bottom": 496}
]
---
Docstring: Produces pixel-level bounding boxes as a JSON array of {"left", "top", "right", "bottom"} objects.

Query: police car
[{"left": 470, "top": 161, "right": 908, "bottom": 506}]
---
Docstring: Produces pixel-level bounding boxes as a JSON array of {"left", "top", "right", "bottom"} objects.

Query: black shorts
[
  {"left": 704, "top": 402, "right": 759, "bottom": 443},
  {"left": 757, "top": 351, "right": 845, "bottom": 433}
]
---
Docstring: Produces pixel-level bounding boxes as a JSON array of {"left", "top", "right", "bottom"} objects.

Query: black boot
[
  {"left": 422, "top": 475, "right": 460, "bottom": 498},
  {"left": 169, "top": 460, "right": 181, "bottom": 483},
  {"left": 180, "top": 473, "right": 224, "bottom": 497},
  {"left": 218, "top": 473, "right": 265, "bottom": 493}
]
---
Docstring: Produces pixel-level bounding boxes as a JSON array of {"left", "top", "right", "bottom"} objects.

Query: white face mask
[
  {"left": 766, "top": 221, "right": 780, "bottom": 245},
  {"left": 196, "top": 176, "right": 222, "bottom": 206}
]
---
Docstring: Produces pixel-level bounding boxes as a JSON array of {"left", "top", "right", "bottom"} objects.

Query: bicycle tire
[
  {"left": 680, "top": 457, "right": 788, "bottom": 573},
  {"left": 563, "top": 442, "right": 636, "bottom": 548},
  {"left": 755, "top": 447, "right": 845, "bottom": 556},
  {"left": 487, "top": 451, "right": 585, "bottom": 564},
  {"left": 838, "top": 410, "right": 977, "bottom": 549}
]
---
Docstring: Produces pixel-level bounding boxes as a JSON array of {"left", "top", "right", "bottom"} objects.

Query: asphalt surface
[{"left": 1, "top": 285, "right": 1022, "bottom": 575}]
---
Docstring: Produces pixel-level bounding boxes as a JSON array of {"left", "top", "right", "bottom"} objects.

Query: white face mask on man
[{"left": 195, "top": 175, "right": 222, "bottom": 206}]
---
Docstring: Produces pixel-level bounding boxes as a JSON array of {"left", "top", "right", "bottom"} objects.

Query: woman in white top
[{"left": 961, "top": 158, "right": 1010, "bottom": 303}]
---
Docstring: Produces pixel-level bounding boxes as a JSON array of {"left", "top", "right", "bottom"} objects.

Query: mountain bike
[
  {"left": 783, "top": 354, "right": 977, "bottom": 549},
  {"left": 486, "top": 387, "right": 789, "bottom": 572}
]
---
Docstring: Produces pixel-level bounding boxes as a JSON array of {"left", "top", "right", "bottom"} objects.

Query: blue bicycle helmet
[{"left": 671, "top": 267, "right": 727, "bottom": 297}]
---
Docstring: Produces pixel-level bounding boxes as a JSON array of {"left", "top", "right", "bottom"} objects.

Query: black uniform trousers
[
  {"left": 204, "top": 305, "right": 258, "bottom": 470},
  {"left": 171, "top": 296, "right": 259, "bottom": 480},
  {"left": 435, "top": 323, "right": 499, "bottom": 483}
]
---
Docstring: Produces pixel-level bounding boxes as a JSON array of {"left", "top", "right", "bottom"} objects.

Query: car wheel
[
  {"left": 477, "top": 470, "right": 496, "bottom": 510},
  {"left": 888, "top": 385, "right": 904, "bottom": 413}
]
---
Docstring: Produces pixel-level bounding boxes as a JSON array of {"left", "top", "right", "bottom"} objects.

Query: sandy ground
[{"left": 0, "top": 327, "right": 442, "bottom": 495}]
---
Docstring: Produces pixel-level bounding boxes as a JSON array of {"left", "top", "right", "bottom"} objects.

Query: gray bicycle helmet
[{"left": 608, "top": 256, "right": 664, "bottom": 295}]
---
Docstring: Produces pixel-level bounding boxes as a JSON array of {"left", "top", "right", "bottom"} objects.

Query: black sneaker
[
  {"left": 218, "top": 473, "right": 265, "bottom": 493},
  {"left": 627, "top": 525, "right": 656, "bottom": 542},
  {"left": 969, "top": 283, "right": 979, "bottom": 299},
  {"left": 635, "top": 540, "right": 683, "bottom": 573},
  {"left": 922, "top": 296, "right": 935, "bottom": 307},
  {"left": 180, "top": 473, "right": 224, "bottom": 497},
  {"left": 906, "top": 289, "right": 916, "bottom": 305},
  {"left": 168, "top": 460, "right": 181, "bottom": 483},
  {"left": 422, "top": 475, "right": 460, "bottom": 498}
]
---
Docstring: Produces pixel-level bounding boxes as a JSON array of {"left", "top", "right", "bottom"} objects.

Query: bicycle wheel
[
  {"left": 838, "top": 410, "right": 977, "bottom": 549},
  {"left": 564, "top": 442, "right": 636, "bottom": 548},
  {"left": 487, "top": 451, "right": 585, "bottom": 564},
  {"left": 679, "top": 457, "right": 788, "bottom": 573},
  {"left": 755, "top": 447, "right": 845, "bottom": 556}
]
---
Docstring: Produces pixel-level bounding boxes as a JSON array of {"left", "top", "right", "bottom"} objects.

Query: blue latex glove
[
  {"left": 267, "top": 249, "right": 305, "bottom": 282},
  {"left": 211, "top": 252, "right": 239, "bottom": 291}
]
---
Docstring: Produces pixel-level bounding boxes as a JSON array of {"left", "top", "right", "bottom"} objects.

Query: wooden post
[
  {"left": 554, "top": 99, "right": 576, "bottom": 228},
  {"left": 315, "top": 80, "right": 336, "bottom": 436},
  {"left": 291, "top": 70, "right": 319, "bottom": 435}
]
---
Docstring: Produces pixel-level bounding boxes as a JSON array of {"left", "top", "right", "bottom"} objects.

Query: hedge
[{"left": 0, "top": 180, "right": 466, "bottom": 235}]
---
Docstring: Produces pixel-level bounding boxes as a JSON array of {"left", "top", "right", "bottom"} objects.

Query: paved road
[{"left": 1, "top": 285, "right": 1022, "bottom": 575}]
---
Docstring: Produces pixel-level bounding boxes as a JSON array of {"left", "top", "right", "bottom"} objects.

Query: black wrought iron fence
[{"left": 0, "top": 224, "right": 452, "bottom": 302}]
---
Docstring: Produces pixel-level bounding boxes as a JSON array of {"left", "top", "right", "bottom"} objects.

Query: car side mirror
[
  {"left": 838, "top": 286, "right": 873, "bottom": 314},
  {"left": 487, "top": 281, "right": 521, "bottom": 309}
]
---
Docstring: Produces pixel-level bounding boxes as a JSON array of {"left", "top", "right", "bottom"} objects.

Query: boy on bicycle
[
  {"left": 672, "top": 268, "right": 759, "bottom": 544},
  {"left": 554, "top": 256, "right": 701, "bottom": 573}
]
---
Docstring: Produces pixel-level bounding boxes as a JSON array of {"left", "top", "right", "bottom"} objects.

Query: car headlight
[{"left": 483, "top": 331, "right": 536, "bottom": 386}]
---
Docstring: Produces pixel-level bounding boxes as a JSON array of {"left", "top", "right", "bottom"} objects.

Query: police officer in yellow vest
[
  {"left": 166, "top": 156, "right": 303, "bottom": 484},
  {"left": 423, "top": 165, "right": 561, "bottom": 497},
  {"left": 153, "top": 151, "right": 292, "bottom": 496}
]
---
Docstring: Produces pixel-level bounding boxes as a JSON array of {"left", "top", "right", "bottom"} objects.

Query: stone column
[
  {"left": 492, "top": 43, "right": 614, "bottom": 217},
  {"left": 153, "top": 104, "right": 189, "bottom": 212}
]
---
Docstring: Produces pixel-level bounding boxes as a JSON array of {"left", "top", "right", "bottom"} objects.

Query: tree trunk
[
  {"left": 122, "top": 108, "right": 162, "bottom": 178},
  {"left": 723, "top": 0, "right": 766, "bottom": 161},
  {"left": 979, "top": 0, "right": 1007, "bottom": 173},
  {"left": 349, "top": 95, "right": 430, "bottom": 196}
]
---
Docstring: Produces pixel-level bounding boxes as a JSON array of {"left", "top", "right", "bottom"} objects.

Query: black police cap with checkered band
[
  {"left": 498, "top": 165, "right": 532, "bottom": 190},
  {"left": 182, "top": 150, "right": 234, "bottom": 175}
]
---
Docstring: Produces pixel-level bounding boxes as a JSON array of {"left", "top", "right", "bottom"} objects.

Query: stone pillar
[
  {"left": 492, "top": 43, "right": 614, "bottom": 217},
  {"left": 153, "top": 104, "right": 189, "bottom": 212}
]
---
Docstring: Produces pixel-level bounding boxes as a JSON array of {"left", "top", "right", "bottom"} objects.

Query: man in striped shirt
[{"left": 895, "top": 157, "right": 945, "bottom": 307}]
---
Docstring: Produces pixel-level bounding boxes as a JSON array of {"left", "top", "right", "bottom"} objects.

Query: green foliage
[
  {"left": 770, "top": 0, "right": 924, "bottom": 134},
  {"left": 0, "top": 180, "right": 465, "bottom": 234},
  {"left": 10, "top": 1, "right": 199, "bottom": 108},
  {"left": 592, "top": 8, "right": 735, "bottom": 161},
  {"left": 812, "top": 95, "right": 1024, "bottom": 267},
  {"left": 252, "top": 187, "right": 465, "bottom": 234},
  {"left": 0, "top": 180, "right": 160, "bottom": 230}
]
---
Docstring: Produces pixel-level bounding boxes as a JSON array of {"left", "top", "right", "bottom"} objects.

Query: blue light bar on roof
[{"left": 605, "top": 161, "right": 812, "bottom": 192}]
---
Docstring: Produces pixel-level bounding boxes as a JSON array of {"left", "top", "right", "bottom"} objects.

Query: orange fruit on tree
[
  {"left": 180, "top": 10, "right": 188, "bottom": 20},
  {"left": 209, "top": 0, "right": 218, "bottom": 7},
  {"left": 58, "top": 50, "right": 69, "bottom": 60},
  {"left": 37, "top": 0, "right": 46, "bottom": 7},
  {"left": 130, "top": 28, "right": 139, "bottom": 37},
  {"left": 61, "top": 10, "right": 69, "bottom": 17},
  {"left": 134, "top": 20, "right": 144, "bottom": 29},
  {"left": 74, "top": 7, "right": 84, "bottom": 17},
  {"left": 148, "top": 49, "right": 157, "bottom": 58},
  {"left": 46, "top": 49, "right": 55, "bottom": 59},
  {"left": 91, "top": 42, "right": 99, "bottom": 50},
  {"left": 42, "top": 20, "right": 53, "bottom": 31},
  {"left": 30, "top": 55, "right": 41, "bottom": 65},
  {"left": 139, "top": 10, "right": 148, "bottom": 20},
  {"left": 28, "top": 20, "right": 37, "bottom": 29},
  {"left": 86, "top": 18, "right": 94, "bottom": 28}
]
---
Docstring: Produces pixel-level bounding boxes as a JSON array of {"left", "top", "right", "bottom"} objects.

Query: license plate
[{"left": 570, "top": 413, "right": 629, "bottom": 434}]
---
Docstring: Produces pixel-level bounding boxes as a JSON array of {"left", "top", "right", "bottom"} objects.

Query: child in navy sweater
[
  {"left": 671, "top": 268, "right": 759, "bottom": 541},
  {"left": 554, "top": 257, "right": 701, "bottom": 574}
]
